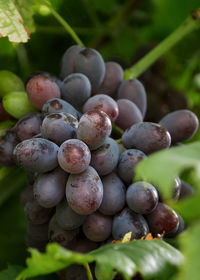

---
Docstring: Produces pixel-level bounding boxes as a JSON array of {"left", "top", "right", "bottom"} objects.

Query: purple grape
[
  {"left": 159, "top": 110, "right": 199, "bottom": 144},
  {"left": 41, "top": 113, "right": 78, "bottom": 146},
  {"left": 15, "top": 113, "right": 42, "bottom": 141},
  {"left": 117, "top": 149, "right": 146, "bottom": 184},
  {"left": 115, "top": 99, "right": 143, "bottom": 130},
  {"left": 145, "top": 203, "right": 179, "bottom": 235},
  {"left": 55, "top": 200, "right": 86, "bottom": 230},
  {"left": 112, "top": 208, "right": 149, "bottom": 240},
  {"left": 27, "top": 221, "right": 49, "bottom": 242},
  {"left": 83, "top": 212, "right": 112, "bottom": 242},
  {"left": 95, "top": 62, "right": 123, "bottom": 97},
  {"left": 156, "top": 177, "right": 181, "bottom": 201},
  {"left": 74, "top": 48, "right": 105, "bottom": 92},
  {"left": 13, "top": 138, "right": 59, "bottom": 173},
  {"left": 66, "top": 166, "right": 103, "bottom": 215},
  {"left": 83, "top": 94, "right": 119, "bottom": 122},
  {"left": 77, "top": 110, "right": 112, "bottom": 150},
  {"left": 25, "top": 72, "right": 62, "bottom": 90},
  {"left": 26, "top": 235, "right": 48, "bottom": 252},
  {"left": 60, "top": 45, "right": 84, "bottom": 79},
  {"left": 166, "top": 214, "right": 185, "bottom": 238},
  {"left": 61, "top": 73, "right": 91, "bottom": 110},
  {"left": 24, "top": 199, "right": 53, "bottom": 225},
  {"left": 26, "top": 74, "right": 61, "bottom": 109},
  {"left": 68, "top": 236, "right": 99, "bottom": 253},
  {"left": 33, "top": 168, "right": 68, "bottom": 208},
  {"left": 20, "top": 185, "right": 34, "bottom": 206},
  {"left": 90, "top": 137, "right": 119, "bottom": 176},
  {"left": 48, "top": 214, "right": 79, "bottom": 247},
  {"left": 117, "top": 79, "right": 147, "bottom": 117},
  {"left": 122, "top": 122, "right": 171, "bottom": 154},
  {"left": 0, "top": 130, "right": 19, "bottom": 166},
  {"left": 42, "top": 98, "right": 78, "bottom": 119},
  {"left": 179, "top": 180, "right": 194, "bottom": 200},
  {"left": 99, "top": 173, "right": 126, "bottom": 215},
  {"left": 58, "top": 139, "right": 91, "bottom": 174},
  {"left": 126, "top": 182, "right": 159, "bottom": 214}
]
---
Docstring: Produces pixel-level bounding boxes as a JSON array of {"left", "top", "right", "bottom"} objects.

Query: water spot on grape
[{"left": 51, "top": 100, "right": 63, "bottom": 110}]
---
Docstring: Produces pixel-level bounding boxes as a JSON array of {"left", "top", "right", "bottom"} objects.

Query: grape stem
[
  {"left": 43, "top": 1, "right": 85, "bottom": 46},
  {"left": 124, "top": 9, "right": 200, "bottom": 79},
  {"left": 112, "top": 124, "right": 124, "bottom": 136},
  {"left": 84, "top": 263, "right": 93, "bottom": 280}
]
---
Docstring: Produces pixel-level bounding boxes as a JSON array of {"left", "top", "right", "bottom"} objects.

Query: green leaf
[
  {"left": 0, "top": 265, "right": 22, "bottom": 280},
  {"left": 0, "top": 0, "right": 29, "bottom": 42},
  {"left": 17, "top": 240, "right": 183, "bottom": 280},
  {"left": 14, "top": 0, "right": 35, "bottom": 33},
  {"left": 136, "top": 142, "right": 200, "bottom": 199},
  {"left": 178, "top": 222, "right": 200, "bottom": 280},
  {"left": 0, "top": 120, "right": 16, "bottom": 136}
]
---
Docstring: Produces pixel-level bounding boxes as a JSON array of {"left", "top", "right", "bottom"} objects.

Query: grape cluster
[{"left": 0, "top": 45, "right": 198, "bottom": 265}]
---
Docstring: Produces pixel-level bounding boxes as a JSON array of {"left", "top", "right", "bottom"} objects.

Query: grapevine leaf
[
  {"left": 0, "top": 0, "right": 30, "bottom": 42},
  {"left": 14, "top": 0, "right": 35, "bottom": 33},
  {"left": 17, "top": 240, "right": 183, "bottom": 280},
  {"left": 0, "top": 265, "right": 22, "bottom": 280},
  {"left": 136, "top": 142, "right": 200, "bottom": 199}
]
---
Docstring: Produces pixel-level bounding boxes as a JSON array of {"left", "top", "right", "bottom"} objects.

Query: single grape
[
  {"left": 74, "top": 48, "right": 105, "bottom": 92},
  {"left": 26, "top": 221, "right": 49, "bottom": 242},
  {"left": 58, "top": 139, "right": 91, "bottom": 174},
  {"left": 25, "top": 72, "right": 62, "bottom": 90},
  {"left": 117, "top": 149, "right": 146, "bottom": 184},
  {"left": 13, "top": 138, "right": 59, "bottom": 173},
  {"left": 77, "top": 110, "right": 112, "bottom": 150},
  {"left": 42, "top": 98, "right": 78, "bottom": 118},
  {"left": 55, "top": 200, "right": 86, "bottom": 230},
  {"left": 122, "top": 122, "right": 171, "bottom": 154},
  {"left": 179, "top": 180, "right": 194, "bottom": 200},
  {"left": 0, "top": 100, "right": 10, "bottom": 121},
  {"left": 99, "top": 172, "right": 126, "bottom": 215},
  {"left": 156, "top": 177, "right": 181, "bottom": 201},
  {"left": 90, "top": 137, "right": 119, "bottom": 176},
  {"left": 33, "top": 168, "right": 68, "bottom": 208},
  {"left": 112, "top": 208, "right": 149, "bottom": 240},
  {"left": 166, "top": 214, "right": 185, "bottom": 238},
  {"left": 115, "top": 99, "right": 143, "bottom": 130},
  {"left": 24, "top": 199, "right": 53, "bottom": 225},
  {"left": 159, "top": 110, "right": 199, "bottom": 144},
  {"left": 41, "top": 113, "right": 78, "bottom": 146},
  {"left": 83, "top": 94, "right": 119, "bottom": 122},
  {"left": 66, "top": 166, "right": 103, "bottom": 215},
  {"left": 126, "top": 182, "right": 159, "bottom": 214},
  {"left": 67, "top": 236, "right": 99, "bottom": 253},
  {"left": 117, "top": 79, "right": 147, "bottom": 117},
  {"left": 20, "top": 185, "right": 34, "bottom": 206},
  {"left": 48, "top": 214, "right": 79, "bottom": 247},
  {"left": 60, "top": 45, "right": 84, "bottom": 79},
  {"left": 26, "top": 74, "right": 61, "bottom": 109},
  {"left": 145, "top": 203, "right": 179, "bottom": 235},
  {"left": 95, "top": 62, "right": 124, "bottom": 97},
  {"left": 0, "top": 130, "right": 19, "bottom": 166},
  {"left": 15, "top": 113, "right": 42, "bottom": 141},
  {"left": 83, "top": 212, "right": 112, "bottom": 242},
  {"left": 0, "top": 70, "right": 24, "bottom": 98},
  {"left": 61, "top": 73, "right": 91, "bottom": 110}
]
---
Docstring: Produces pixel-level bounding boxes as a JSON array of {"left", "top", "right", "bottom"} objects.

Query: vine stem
[
  {"left": 124, "top": 9, "right": 200, "bottom": 80},
  {"left": 44, "top": 2, "right": 85, "bottom": 46},
  {"left": 84, "top": 263, "right": 93, "bottom": 280}
]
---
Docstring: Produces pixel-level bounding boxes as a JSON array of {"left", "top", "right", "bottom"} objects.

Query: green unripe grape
[
  {"left": 0, "top": 70, "right": 24, "bottom": 98},
  {"left": 3, "top": 91, "right": 37, "bottom": 119},
  {"left": 193, "top": 73, "right": 200, "bottom": 91}
]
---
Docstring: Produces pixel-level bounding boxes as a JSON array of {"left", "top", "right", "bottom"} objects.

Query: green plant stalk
[
  {"left": 124, "top": 9, "right": 200, "bottom": 79},
  {"left": 112, "top": 124, "right": 124, "bottom": 136},
  {"left": 84, "top": 263, "right": 93, "bottom": 280},
  {"left": 44, "top": 2, "right": 85, "bottom": 46}
]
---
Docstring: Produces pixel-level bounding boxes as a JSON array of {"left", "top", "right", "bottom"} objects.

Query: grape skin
[
  {"left": 33, "top": 168, "right": 68, "bottom": 208},
  {"left": 58, "top": 139, "right": 91, "bottom": 174},
  {"left": 61, "top": 73, "right": 91, "bottom": 110},
  {"left": 20, "top": 185, "right": 34, "bottom": 206},
  {"left": 26, "top": 74, "right": 61, "bottom": 109},
  {"left": 90, "top": 137, "right": 119, "bottom": 176},
  {"left": 115, "top": 99, "right": 143, "bottom": 130},
  {"left": 0, "top": 130, "right": 19, "bottom": 166},
  {"left": 117, "top": 79, "right": 147, "bottom": 117},
  {"left": 55, "top": 200, "right": 86, "bottom": 230},
  {"left": 0, "top": 100, "right": 10, "bottom": 121},
  {"left": 159, "top": 110, "right": 199, "bottom": 144},
  {"left": 77, "top": 110, "right": 112, "bottom": 150},
  {"left": 83, "top": 94, "right": 119, "bottom": 122},
  {"left": 112, "top": 208, "right": 149, "bottom": 240},
  {"left": 179, "top": 180, "right": 194, "bottom": 200},
  {"left": 122, "top": 122, "right": 171, "bottom": 154},
  {"left": 66, "top": 166, "right": 103, "bottom": 215},
  {"left": 99, "top": 173, "right": 126, "bottom": 215},
  {"left": 126, "top": 182, "right": 159, "bottom": 214},
  {"left": 27, "top": 221, "right": 49, "bottom": 242},
  {"left": 83, "top": 212, "right": 112, "bottom": 242},
  {"left": 41, "top": 112, "right": 78, "bottom": 146},
  {"left": 74, "top": 48, "right": 105, "bottom": 92},
  {"left": 117, "top": 149, "right": 146, "bottom": 184},
  {"left": 15, "top": 113, "right": 42, "bottom": 141},
  {"left": 13, "top": 138, "right": 59, "bottom": 173}
]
